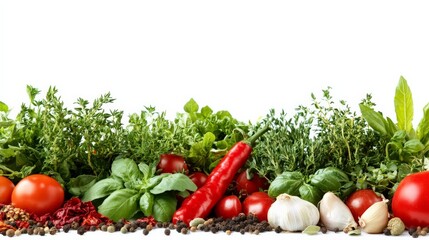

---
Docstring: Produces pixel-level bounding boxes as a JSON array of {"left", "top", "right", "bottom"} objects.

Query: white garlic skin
[
  {"left": 358, "top": 199, "right": 389, "bottom": 234},
  {"left": 319, "top": 191, "right": 357, "bottom": 231},
  {"left": 267, "top": 193, "right": 320, "bottom": 232}
]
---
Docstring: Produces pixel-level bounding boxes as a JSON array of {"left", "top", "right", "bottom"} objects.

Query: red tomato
[
  {"left": 345, "top": 189, "right": 382, "bottom": 222},
  {"left": 235, "top": 170, "right": 269, "bottom": 197},
  {"left": 392, "top": 171, "right": 429, "bottom": 228},
  {"left": 242, "top": 192, "right": 274, "bottom": 222},
  {"left": 214, "top": 195, "right": 242, "bottom": 219},
  {"left": 157, "top": 154, "right": 188, "bottom": 174},
  {"left": 189, "top": 172, "right": 208, "bottom": 189},
  {"left": 11, "top": 174, "right": 64, "bottom": 215},
  {"left": 0, "top": 176, "right": 15, "bottom": 205}
]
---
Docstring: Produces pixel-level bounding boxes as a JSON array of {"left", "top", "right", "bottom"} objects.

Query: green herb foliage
[
  {"left": 82, "top": 157, "right": 197, "bottom": 222},
  {"left": 359, "top": 76, "right": 429, "bottom": 196}
]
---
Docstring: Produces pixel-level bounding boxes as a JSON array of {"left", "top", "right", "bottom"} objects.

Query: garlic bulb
[
  {"left": 319, "top": 192, "right": 357, "bottom": 232},
  {"left": 359, "top": 199, "right": 389, "bottom": 234},
  {"left": 267, "top": 193, "right": 320, "bottom": 232}
]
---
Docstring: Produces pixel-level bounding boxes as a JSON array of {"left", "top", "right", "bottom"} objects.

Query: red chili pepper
[{"left": 172, "top": 125, "right": 269, "bottom": 225}]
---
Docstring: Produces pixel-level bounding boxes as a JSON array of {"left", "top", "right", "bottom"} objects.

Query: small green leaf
[
  {"left": 150, "top": 173, "right": 197, "bottom": 195},
  {"left": 152, "top": 193, "right": 177, "bottom": 222},
  {"left": 404, "top": 139, "right": 424, "bottom": 154},
  {"left": 67, "top": 175, "right": 97, "bottom": 197},
  {"left": 395, "top": 76, "right": 414, "bottom": 133},
  {"left": 359, "top": 104, "right": 388, "bottom": 136},
  {"left": 303, "top": 225, "right": 320, "bottom": 235},
  {"left": 201, "top": 106, "right": 213, "bottom": 118},
  {"left": 0, "top": 101, "right": 8, "bottom": 112},
  {"left": 82, "top": 177, "right": 123, "bottom": 202},
  {"left": 140, "top": 192, "right": 154, "bottom": 217},
  {"left": 184, "top": 98, "right": 199, "bottom": 114},
  {"left": 268, "top": 171, "right": 304, "bottom": 198},
  {"left": 417, "top": 103, "right": 429, "bottom": 144},
  {"left": 98, "top": 189, "right": 140, "bottom": 221},
  {"left": 111, "top": 158, "right": 142, "bottom": 182},
  {"left": 138, "top": 162, "right": 150, "bottom": 178}
]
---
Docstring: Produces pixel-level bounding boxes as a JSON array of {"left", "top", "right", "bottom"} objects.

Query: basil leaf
[
  {"left": 145, "top": 174, "right": 169, "bottom": 190},
  {"left": 111, "top": 158, "right": 142, "bottom": 182},
  {"left": 150, "top": 173, "right": 197, "bottom": 195},
  {"left": 184, "top": 98, "right": 199, "bottom": 114},
  {"left": 82, "top": 177, "right": 123, "bottom": 202},
  {"left": 359, "top": 104, "right": 388, "bottom": 136},
  {"left": 310, "top": 167, "right": 349, "bottom": 192},
  {"left": 404, "top": 139, "right": 424, "bottom": 154},
  {"left": 417, "top": 103, "right": 429, "bottom": 144},
  {"left": 268, "top": 171, "right": 304, "bottom": 198},
  {"left": 138, "top": 162, "right": 150, "bottom": 178},
  {"left": 140, "top": 192, "right": 154, "bottom": 217},
  {"left": 299, "top": 183, "right": 323, "bottom": 206},
  {"left": 152, "top": 192, "right": 177, "bottom": 222},
  {"left": 395, "top": 76, "right": 414, "bottom": 133},
  {"left": 67, "top": 174, "right": 97, "bottom": 197},
  {"left": 98, "top": 188, "right": 140, "bottom": 221}
]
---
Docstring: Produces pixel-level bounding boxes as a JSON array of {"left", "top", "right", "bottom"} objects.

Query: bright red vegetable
[
  {"left": 172, "top": 126, "right": 269, "bottom": 225},
  {"left": 345, "top": 189, "right": 382, "bottom": 222},
  {"left": 214, "top": 195, "right": 242, "bottom": 219},
  {"left": 242, "top": 192, "right": 274, "bottom": 222},
  {"left": 189, "top": 172, "right": 208, "bottom": 189},
  {"left": 392, "top": 171, "right": 429, "bottom": 228},
  {"left": 0, "top": 176, "right": 15, "bottom": 205},
  {"left": 157, "top": 153, "right": 188, "bottom": 174},
  {"left": 11, "top": 174, "right": 64, "bottom": 215},
  {"left": 235, "top": 169, "right": 268, "bottom": 198}
]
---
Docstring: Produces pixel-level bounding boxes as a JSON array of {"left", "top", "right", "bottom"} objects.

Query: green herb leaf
[
  {"left": 152, "top": 192, "right": 177, "bottom": 222},
  {"left": 150, "top": 173, "right": 197, "bottom": 195},
  {"left": 417, "top": 103, "right": 429, "bottom": 144},
  {"left": 98, "top": 188, "right": 140, "bottom": 221},
  {"left": 0, "top": 101, "right": 8, "bottom": 112},
  {"left": 184, "top": 98, "right": 199, "bottom": 114},
  {"left": 395, "top": 76, "right": 414, "bottom": 133},
  {"left": 360, "top": 104, "right": 388, "bottom": 136},
  {"left": 310, "top": 167, "right": 349, "bottom": 193},
  {"left": 82, "top": 177, "right": 123, "bottom": 202},
  {"left": 404, "top": 139, "right": 424, "bottom": 154},
  {"left": 139, "top": 192, "right": 154, "bottom": 217},
  {"left": 299, "top": 183, "right": 323, "bottom": 206},
  {"left": 111, "top": 158, "right": 142, "bottom": 183},
  {"left": 268, "top": 171, "right": 304, "bottom": 198},
  {"left": 67, "top": 175, "right": 97, "bottom": 196},
  {"left": 303, "top": 225, "right": 320, "bottom": 235},
  {"left": 144, "top": 174, "right": 169, "bottom": 190}
]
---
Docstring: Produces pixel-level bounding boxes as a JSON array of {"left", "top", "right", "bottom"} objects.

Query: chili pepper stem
[{"left": 245, "top": 125, "right": 270, "bottom": 146}]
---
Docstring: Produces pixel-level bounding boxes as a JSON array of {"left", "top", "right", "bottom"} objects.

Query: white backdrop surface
[{"left": 2, "top": 1, "right": 429, "bottom": 123}]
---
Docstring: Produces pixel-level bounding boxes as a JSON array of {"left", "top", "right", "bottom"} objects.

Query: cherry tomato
[
  {"left": 0, "top": 176, "right": 15, "bottom": 205},
  {"left": 345, "top": 189, "right": 382, "bottom": 222},
  {"left": 214, "top": 195, "right": 242, "bottom": 219},
  {"left": 189, "top": 172, "right": 208, "bottom": 189},
  {"left": 157, "top": 154, "right": 188, "bottom": 174},
  {"left": 392, "top": 171, "right": 429, "bottom": 228},
  {"left": 242, "top": 192, "right": 274, "bottom": 222},
  {"left": 235, "top": 170, "right": 269, "bottom": 197},
  {"left": 11, "top": 174, "right": 64, "bottom": 215}
]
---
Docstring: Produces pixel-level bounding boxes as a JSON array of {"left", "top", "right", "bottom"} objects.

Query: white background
[{"left": 2, "top": 1, "right": 429, "bottom": 124}]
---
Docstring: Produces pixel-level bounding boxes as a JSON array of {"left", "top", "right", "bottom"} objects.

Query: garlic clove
[
  {"left": 319, "top": 192, "right": 357, "bottom": 232},
  {"left": 358, "top": 199, "right": 389, "bottom": 234}
]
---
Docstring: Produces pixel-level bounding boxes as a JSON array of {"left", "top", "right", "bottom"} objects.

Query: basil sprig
[{"left": 82, "top": 157, "right": 197, "bottom": 222}]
